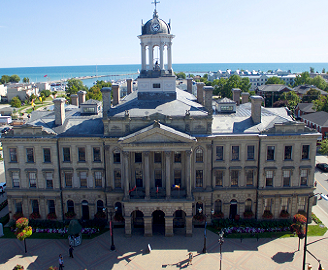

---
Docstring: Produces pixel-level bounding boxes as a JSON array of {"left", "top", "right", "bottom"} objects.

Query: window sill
[
  {"left": 231, "top": 159, "right": 240, "bottom": 162},
  {"left": 215, "top": 159, "right": 224, "bottom": 162},
  {"left": 9, "top": 161, "right": 18, "bottom": 163},
  {"left": 78, "top": 161, "right": 86, "bottom": 163},
  {"left": 63, "top": 161, "right": 71, "bottom": 163},
  {"left": 43, "top": 162, "right": 52, "bottom": 164},
  {"left": 93, "top": 161, "right": 101, "bottom": 163}
]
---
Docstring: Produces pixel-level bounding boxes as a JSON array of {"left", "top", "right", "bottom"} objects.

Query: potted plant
[
  {"left": 243, "top": 211, "right": 254, "bottom": 219},
  {"left": 94, "top": 211, "right": 106, "bottom": 219},
  {"left": 13, "top": 265, "right": 24, "bottom": 270},
  {"left": 279, "top": 210, "right": 290, "bottom": 218},
  {"left": 262, "top": 210, "right": 273, "bottom": 219},
  {"left": 47, "top": 212, "right": 57, "bottom": 220},
  {"left": 13, "top": 212, "right": 24, "bottom": 220},
  {"left": 212, "top": 212, "right": 224, "bottom": 219},
  {"left": 29, "top": 212, "right": 41, "bottom": 220},
  {"left": 64, "top": 212, "right": 76, "bottom": 219}
]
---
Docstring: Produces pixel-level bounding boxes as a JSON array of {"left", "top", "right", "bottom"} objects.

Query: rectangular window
[
  {"left": 65, "top": 172, "right": 73, "bottom": 187},
  {"left": 302, "top": 145, "right": 310, "bottom": 159},
  {"left": 93, "top": 147, "right": 101, "bottom": 162},
  {"left": 283, "top": 170, "right": 291, "bottom": 186},
  {"left": 300, "top": 169, "right": 308, "bottom": 186},
  {"left": 246, "top": 170, "right": 254, "bottom": 186},
  {"left": 267, "top": 146, "right": 275, "bottom": 161},
  {"left": 95, "top": 171, "right": 102, "bottom": 187},
  {"left": 43, "top": 148, "right": 51, "bottom": 163},
  {"left": 153, "top": 83, "right": 160, "bottom": 88},
  {"left": 196, "top": 149, "right": 203, "bottom": 162},
  {"left": 154, "top": 152, "right": 161, "bottom": 163},
  {"left": 9, "top": 148, "right": 17, "bottom": 162},
  {"left": 78, "top": 147, "right": 86, "bottom": 162},
  {"left": 32, "top": 200, "right": 39, "bottom": 214},
  {"left": 214, "top": 170, "right": 223, "bottom": 187},
  {"left": 135, "top": 152, "right": 142, "bottom": 163},
  {"left": 281, "top": 198, "right": 289, "bottom": 212},
  {"left": 136, "top": 170, "right": 143, "bottom": 187},
  {"left": 114, "top": 170, "right": 121, "bottom": 188},
  {"left": 80, "top": 172, "right": 87, "bottom": 187},
  {"left": 154, "top": 170, "right": 162, "bottom": 187},
  {"left": 174, "top": 152, "right": 181, "bottom": 163},
  {"left": 63, "top": 147, "right": 70, "bottom": 162},
  {"left": 284, "top": 146, "right": 292, "bottom": 160},
  {"left": 216, "top": 146, "right": 223, "bottom": 160},
  {"left": 46, "top": 172, "right": 53, "bottom": 188},
  {"left": 266, "top": 170, "right": 273, "bottom": 186},
  {"left": 298, "top": 197, "right": 306, "bottom": 211},
  {"left": 29, "top": 172, "right": 36, "bottom": 188},
  {"left": 231, "top": 170, "right": 238, "bottom": 186},
  {"left": 232, "top": 146, "right": 239, "bottom": 160},
  {"left": 174, "top": 170, "right": 181, "bottom": 186},
  {"left": 247, "top": 145, "right": 255, "bottom": 160},
  {"left": 12, "top": 172, "right": 20, "bottom": 188},
  {"left": 264, "top": 198, "right": 272, "bottom": 211},
  {"left": 48, "top": 200, "right": 55, "bottom": 213},
  {"left": 15, "top": 201, "right": 22, "bottom": 213},
  {"left": 26, "top": 148, "right": 34, "bottom": 163},
  {"left": 196, "top": 170, "right": 203, "bottom": 187},
  {"left": 113, "top": 152, "right": 120, "bottom": 163}
]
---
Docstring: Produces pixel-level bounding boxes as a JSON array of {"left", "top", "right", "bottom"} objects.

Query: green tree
[
  {"left": 322, "top": 68, "right": 326, "bottom": 74},
  {"left": 302, "top": 88, "right": 321, "bottom": 103},
  {"left": 311, "top": 75, "right": 327, "bottom": 91},
  {"left": 86, "top": 80, "right": 112, "bottom": 101},
  {"left": 319, "top": 139, "right": 328, "bottom": 155},
  {"left": 313, "top": 95, "right": 328, "bottom": 112},
  {"left": 240, "top": 77, "right": 251, "bottom": 92},
  {"left": 187, "top": 74, "right": 195, "bottom": 78},
  {"left": 203, "top": 73, "right": 208, "bottom": 79},
  {"left": 265, "top": 76, "right": 285, "bottom": 85},
  {"left": 280, "top": 91, "right": 300, "bottom": 111},
  {"left": 9, "top": 74, "right": 20, "bottom": 83},
  {"left": 0, "top": 75, "right": 10, "bottom": 84},
  {"left": 66, "top": 78, "right": 88, "bottom": 94},
  {"left": 310, "top": 67, "right": 315, "bottom": 73},
  {"left": 293, "top": 72, "right": 311, "bottom": 87},
  {"left": 221, "top": 75, "right": 241, "bottom": 98},
  {"left": 40, "top": 90, "right": 51, "bottom": 98},
  {"left": 175, "top": 72, "right": 186, "bottom": 79},
  {"left": 10, "top": 96, "right": 21, "bottom": 108},
  {"left": 23, "top": 77, "right": 30, "bottom": 83},
  {"left": 29, "top": 94, "right": 37, "bottom": 102}
]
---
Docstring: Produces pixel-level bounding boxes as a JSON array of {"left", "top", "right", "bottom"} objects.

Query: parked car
[
  {"left": 316, "top": 163, "right": 328, "bottom": 172},
  {"left": 1, "top": 127, "right": 11, "bottom": 133},
  {"left": 0, "top": 182, "right": 6, "bottom": 192}
]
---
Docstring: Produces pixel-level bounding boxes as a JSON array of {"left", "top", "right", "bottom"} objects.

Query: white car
[{"left": 0, "top": 182, "right": 6, "bottom": 192}]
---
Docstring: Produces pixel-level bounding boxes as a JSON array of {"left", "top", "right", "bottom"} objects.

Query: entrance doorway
[
  {"left": 131, "top": 210, "right": 144, "bottom": 235},
  {"left": 81, "top": 200, "right": 89, "bottom": 220},
  {"left": 173, "top": 210, "right": 186, "bottom": 235},
  {"left": 152, "top": 210, "right": 165, "bottom": 235},
  {"left": 229, "top": 200, "right": 237, "bottom": 219}
]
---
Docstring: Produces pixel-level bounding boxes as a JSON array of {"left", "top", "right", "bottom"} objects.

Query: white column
[
  {"left": 141, "top": 43, "right": 146, "bottom": 70},
  {"left": 123, "top": 151, "right": 130, "bottom": 199},
  {"left": 160, "top": 42, "right": 164, "bottom": 70},
  {"left": 144, "top": 152, "right": 150, "bottom": 199},
  {"left": 186, "top": 150, "right": 192, "bottom": 199},
  {"left": 148, "top": 43, "right": 153, "bottom": 70},
  {"left": 165, "top": 151, "right": 171, "bottom": 199},
  {"left": 167, "top": 42, "right": 172, "bottom": 71}
]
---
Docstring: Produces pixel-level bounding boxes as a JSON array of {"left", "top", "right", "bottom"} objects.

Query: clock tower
[{"left": 137, "top": 2, "right": 176, "bottom": 99}]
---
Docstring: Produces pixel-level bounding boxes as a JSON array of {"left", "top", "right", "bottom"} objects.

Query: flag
[
  {"left": 44, "top": 75, "right": 48, "bottom": 77},
  {"left": 172, "top": 184, "right": 180, "bottom": 189},
  {"left": 156, "top": 186, "right": 159, "bottom": 193},
  {"left": 129, "top": 185, "right": 136, "bottom": 193}
]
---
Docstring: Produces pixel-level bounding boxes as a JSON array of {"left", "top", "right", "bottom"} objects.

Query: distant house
[
  {"left": 301, "top": 111, "right": 328, "bottom": 141},
  {"left": 293, "top": 84, "right": 327, "bottom": 99},
  {"left": 0, "top": 107, "right": 14, "bottom": 116},
  {"left": 0, "top": 85, "right": 7, "bottom": 101},
  {"left": 256, "top": 84, "right": 293, "bottom": 107},
  {"left": 295, "top": 103, "right": 316, "bottom": 118},
  {"left": 6, "top": 83, "right": 39, "bottom": 102}
]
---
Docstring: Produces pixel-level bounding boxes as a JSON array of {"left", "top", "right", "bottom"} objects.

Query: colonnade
[{"left": 140, "top": 42, "right": 173, "bottom": 71}]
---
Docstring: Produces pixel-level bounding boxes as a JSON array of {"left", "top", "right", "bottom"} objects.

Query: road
[{"left": 315, "top": 155, "right": 328, "bottom": 214}]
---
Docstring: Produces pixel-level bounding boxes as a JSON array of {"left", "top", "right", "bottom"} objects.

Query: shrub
[
  {"left": 243, "top": 211, "right": 254, "bottom": 218},
  {"left": 262, "top": 210, "right": 273, "bottom": 219},
  {"left": 94, "top": 211, "right": 106, "bottom": 219},
  {"left": 193, "top": 214, "right": 205, "bottom": 222},
  {"left": 213, "top": 212, "right": 224, "bottom": 219},
  {"left": 13, "top": 265, "right": 24, "bottom": 270},
  {"left": 29, "top": 212, "right": 41, "bottom": 220},
  {"left": 47, "top": 212, "right": 57, "bottom": 220},
  {"left": 64, "top": 212, "right": 76, "bottom": 219}
]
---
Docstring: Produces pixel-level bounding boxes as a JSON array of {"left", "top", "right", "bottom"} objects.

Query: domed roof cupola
[{"left": 142, "top": 10, "right": 171, "bottom": 35}]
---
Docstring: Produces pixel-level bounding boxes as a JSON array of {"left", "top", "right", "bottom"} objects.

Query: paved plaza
[{"left": 0, "top": 215, "right": 328, "bottom": 270}]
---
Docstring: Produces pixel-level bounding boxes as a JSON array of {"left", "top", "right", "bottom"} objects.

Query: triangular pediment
[{"left": 119, "top": 122, "right": 197, "bottom": 145}]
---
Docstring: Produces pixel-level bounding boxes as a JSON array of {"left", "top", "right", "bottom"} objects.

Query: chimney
[
  {"left": 127, "top": 79, "right": 133, "bottom": 95},
  {"left": 112, "top": 84, "right": 120, "bottom": 106},
  {"left": 203, "top": 86, "right": 213, "bottom": 114},
  {"left": 53, "top": 98, "right": 66, "bottom": 126},
  {"left": 77, "top": 90, "right": 86, "bottom": 105},
  {"left": 101, "top": 87, "right": 112, "bottom": 118},
  {"left": 71, "top": 94, "right": 78, "bottom": 106},
  {"left": 186, "top": 78, "right": 193, "bottom": 93},
  {"left": 196, "top": 82, "right": 204, "bottom": 105},
  {"left": 250, "top": 95, "right": 263, "bottom": 124},
  {"left": 241, "top": 92, "right": 250, "bottom": 104},
  {"left": 232, "top": 88, "right": 241, "bottom": 105}
]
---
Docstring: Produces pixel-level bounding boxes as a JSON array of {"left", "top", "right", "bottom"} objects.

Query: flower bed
[
  {"left": 11, "top": 227, "right": 100, "bottom": 235},
  {"left": 222, "top": 226, "right": 291, "bottom": 235}
]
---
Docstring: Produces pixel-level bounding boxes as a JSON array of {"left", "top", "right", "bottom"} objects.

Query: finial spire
[{"left": 152, "top": 0, "right": 160, "bottom": 17}]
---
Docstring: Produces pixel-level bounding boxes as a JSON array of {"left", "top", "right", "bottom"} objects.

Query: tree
[
  {"left": 302, "top": 88, "right": 321, "bottom": 103},
  {"left": 291, "top": 214, "right": 307, "bottom": 240},
  {"left": 311, "top": 75, "right": 327, "bottom": 91},
  {"left": 322, "top": 68, "right": 326, "bottom": 74},
  {"left": 265, "top": 76, "right": 285, "bottom": 85},
  {"left": 86, "top": 80, "right": 111, "bottom": 101},
  {"left": 310, "top": 67, "right": 315, "bottom": 73},
  {"left": 15, "top": 217, "right": 33, "bottom": 253},
  {"left": 319, "top": 139, "right": 328, "bottom": 155},
  {"left": 10, "top": 96, "right": 21, "bottom": 108},
  {"left": 40, "top": 90, "right": 51, "bottom": 98},
  {"left": 0, "top": 75, "right": 10, "bottom": 84},
  {"left": 280, "top": 91, "right": 301, "bottom": 111},
  {"left": 203, "top": 73, "right": 208, "bottom": 79},
  {"left": 313, "top": 95, "right": 328, "bottom": 112},
  {"left": 175, "top": 72, "right": 186, "bottom": 79},
  {"left": 23, "top": 77, "right": 30, "bottom": 83},
  {"left": 66, "top": 78, "right": 88, "bottom": 95},
  {"left": 293, "top": 72, "right": 311, "bottom": 87},
  {"left": 240, "top": 77, "right": 251, "bottom": 92},
  {"left": 9, "top": 74, "right": 20, "bottom": 83}
]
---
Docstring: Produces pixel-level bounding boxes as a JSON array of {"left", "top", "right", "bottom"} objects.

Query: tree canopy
[
  {"left": 319, "top": 139, "right": 328, "bottom": 155},
  {"left": 302, "top": 88, "right": 321, "bottom": 103},
  {"left": 313, "top": 95, "right": 328, "bottom": 113},
  {"left": 86, "top": 80, "right": 112, "bottom": 101},
  {"left": 66, "top": 78, "right": 88, "bottom": 95},
  {"left": 175, "top": 72, "right": 186, "bottom": 79},
  {"left": 9, "top": 74, "right": 20, "bottom": 83},
  {"left": 265, "top": 76, "right": 285, "bottom": 85},
  {"left": 10, "top": 96, "right": 21, "bottom": 108},
  {"left": 0, "top": 75, "right": 10, "bottom": 84},
  {"left": 212, "top": 75, "right": 251, "bottom": 98},
  {"left": 23, "top": 77, "right": 30, "bottom": 83},
  {"left": 280, "top": 91, "right": 300, "bottom": 111}
]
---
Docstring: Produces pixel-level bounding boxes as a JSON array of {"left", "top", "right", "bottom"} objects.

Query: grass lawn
[{"left": 2, "top": 227, "right": 109, "bottom": 240}]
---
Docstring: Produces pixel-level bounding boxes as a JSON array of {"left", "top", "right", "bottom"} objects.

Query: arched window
[
  {"left": 195, "top": 148, "right": 203, "bottom": 163},
  {"left": 67, "top": 200, "right": 74, "bottom": 213},
  {"left": 215, "top": 200, "right": 222, "bottom": 213},
  {"left": 97, "top": 200, "right": 104, "bottom": 213},
  {"left": 245, "top": 199, "right": 252, "bottom": 212},
  {"left": 195, "top": 202, "right": 203, "bottom": 214}
]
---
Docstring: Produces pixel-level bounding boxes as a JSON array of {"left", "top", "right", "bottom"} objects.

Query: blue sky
[{"left": 1, "top": 0, "right": 328, "bottom": 68}]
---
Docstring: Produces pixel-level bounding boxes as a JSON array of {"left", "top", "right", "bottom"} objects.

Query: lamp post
[
  {"left": 302, "top": 193, "right": 328, "bottom": 270},
  {"left": 218, "top": 230, "right": 224, "bottom": 270},
  {"left": 103, "top": 207, "right": 118, "bottom": 251}
]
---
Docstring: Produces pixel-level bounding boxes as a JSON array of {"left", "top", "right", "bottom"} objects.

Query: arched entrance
[
  {"left": 229, "top": 199, "right": 238, "bottom": 219},
  {"left": 173, "top": 210, "right": 186, "bottom": 235},
  {"left": 81, "top": 200, "right": 89, "bottom": 220},
  {"left": 152, "top": 210, "right": 165, "bottom": 235},
  {"left": 131, "top": 210, "right": 144, "bottom": 235}
]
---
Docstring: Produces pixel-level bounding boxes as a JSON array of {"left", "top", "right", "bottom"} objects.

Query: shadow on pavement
[{"left": 271, "top": 251, "right": 296, "bottom": 263}]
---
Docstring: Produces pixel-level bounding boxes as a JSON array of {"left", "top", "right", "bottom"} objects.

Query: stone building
[{"left": 1, "top": 5, "right": 318, "bottom": 237}]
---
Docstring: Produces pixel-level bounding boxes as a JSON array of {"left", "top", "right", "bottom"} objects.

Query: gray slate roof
[
  {"left": 257, "top": 84, "right": 292, "bottom": 92},
  {"left": 296, "top": 103, "right": 316, "bottom": 113},
  {"left": 301, "top": 111, "right": 328, "bottom": 127},
  {"left": 293, "top": 84, "right": 327, "bottom": 95}
]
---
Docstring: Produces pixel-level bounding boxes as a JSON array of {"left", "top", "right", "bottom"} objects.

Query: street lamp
[
  {"left": 218, "top": 230, "right": 224, "bottom": 270},
  {"left": 103, "top": 206, "right": 118, "bottom": 251},
  {"left": 303, "top": 193, "right": 328, "bottom": 270},
  {"left": 200, "top": 208, "right": 214, "bottom": 254}
]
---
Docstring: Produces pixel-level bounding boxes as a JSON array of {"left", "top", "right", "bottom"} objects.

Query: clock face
[{"left": 151, "top": 23, "right": 160, "bottom": 32}]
